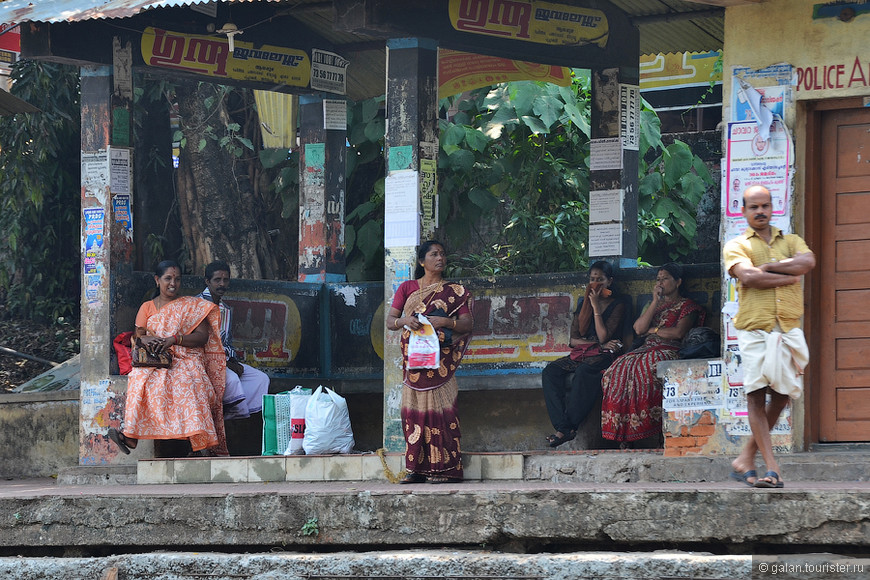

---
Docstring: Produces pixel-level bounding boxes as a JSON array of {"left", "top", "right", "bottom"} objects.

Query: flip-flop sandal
[
  {"left": 399, "top": 472, "right": 426, "bottom": 484},
  {"left": 753, "top": 470, "right": 784, "bottom": 488},
  {"left": 729, "top": 469, "right": 757, "bottom": 487},
  {"left": 107, "top": 427, "right": 131, "bottom": 455}
]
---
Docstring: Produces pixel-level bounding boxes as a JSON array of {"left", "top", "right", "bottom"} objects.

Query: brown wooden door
[{"left": 819, "top": 107, "right": 870, "bottom": 441}]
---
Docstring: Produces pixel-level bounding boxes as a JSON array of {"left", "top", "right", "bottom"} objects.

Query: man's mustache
[{"left": 754, "top": 214, "right": 768, "bottom": 219}]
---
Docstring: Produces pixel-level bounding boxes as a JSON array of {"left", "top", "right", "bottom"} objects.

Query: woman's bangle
[
  {"left": 652, "top": 326, "right": 659, "bottom": 335},
  {"left": 452, "top": 318, "right": 457, "bottom": 329},
  {"left": 394, "top": 318, "right": 400, "bottom": 330},
  {"left": 594, "top": 313, "right": 602, "bottom": 317},
  {"left": 177, "top": 334, "right": 183, "bottom": 345}
]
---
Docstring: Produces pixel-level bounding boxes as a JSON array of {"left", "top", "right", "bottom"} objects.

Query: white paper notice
[
  {"left": 82, "top": 150, "right": 109, "bottom": 203},
  {"left": 589, "top": 223, "right": 622, "bottom": 257},
  {"left": 385, "top": 171, "right": 419, "bottom": 248},
  {"left": 323, "top": 99, "right": 347, "bottom": 130},
  {"left": 619, "top": 84, "right": 640, "bottom": 151},
  {"left": 589, "top": 189, "right": 623, "bottom": 223},
  {"left": 109, "top": 147, "right": 131, "bottom": 195},
  {"left": 590, "top": 138, "right": 622, "bottom": 170}
]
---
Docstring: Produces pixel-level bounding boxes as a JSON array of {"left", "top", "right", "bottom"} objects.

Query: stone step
[{"left": 60, "top": 450, "right": 870, "bottom": 486}]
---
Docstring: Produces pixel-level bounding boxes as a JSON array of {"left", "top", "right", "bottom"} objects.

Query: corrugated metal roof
[
  {"left": 0, "top": 0, "right": 281, "bottom": 24},
  {"left": 610, "top": 0, "right": 725, "bottom": 54},
  {"left": 1, "top": 0, "right": 725, "bottom": 55}
]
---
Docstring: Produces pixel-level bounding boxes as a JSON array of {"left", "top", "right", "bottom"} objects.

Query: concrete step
[{"left": 58, "top": 450, "right": 870, "bottom": 486}]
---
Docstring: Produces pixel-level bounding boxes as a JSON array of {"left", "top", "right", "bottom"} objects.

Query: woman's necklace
[{"left": 418, "top": 276, "right": 443, "bottom": 290}]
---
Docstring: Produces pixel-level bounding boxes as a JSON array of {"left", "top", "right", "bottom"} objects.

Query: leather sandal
[{"left": 108, "top": 427, "right": 133, "bottom": 454}]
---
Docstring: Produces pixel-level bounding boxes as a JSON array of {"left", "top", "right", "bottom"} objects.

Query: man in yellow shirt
[{"left": 723, "top": 185, "right": 815, "bottom": 489}]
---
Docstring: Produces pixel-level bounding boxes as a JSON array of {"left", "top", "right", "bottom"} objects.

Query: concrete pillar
[
  {"left": 297, "top": 94, "right": 347, "bottom": 283},
  {"left": 80, "top": 40, "right": 137, "bottom": 465},
  {"left": 382, "top": 38, "right": 440, "bottom": 451},
  {"left": 589, "top": 67, "right": 640, "bottom": 267}
]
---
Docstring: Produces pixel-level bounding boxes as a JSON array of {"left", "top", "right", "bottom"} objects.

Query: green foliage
[
  {"left": 636, "top": 98, "right": 714, "bottom": 264},
  {"left": 439, "top": 72, "right": 592, "bottom": 276},
  {"left": 344, "top": 96, "right": 386, "bottom": 281},
  {"left": 0, "top": 60, "right": 81, "bottom": 321},
  {"left": 299, "top": 517, "right": 320, "bottom": 537}
]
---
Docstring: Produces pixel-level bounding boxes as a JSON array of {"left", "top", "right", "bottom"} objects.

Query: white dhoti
[
  {"left": 736, "top": 326, "right": 809, "bottom": 399},
  {"left": 223, "top": 363, "right": 271, "bottom": 419}
]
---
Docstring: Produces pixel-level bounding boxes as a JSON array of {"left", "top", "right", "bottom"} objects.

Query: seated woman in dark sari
[
  {"left": 541, "top": 261, "right": 628, "bottom": 447},
  {"left": 601, "top": 263, "right": 706, "bottom": 445},
  {"left": 386, "top": 240, "right": 473, "bottom": 484}
]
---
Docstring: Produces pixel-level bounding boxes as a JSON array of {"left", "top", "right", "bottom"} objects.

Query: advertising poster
[
  {"left": 438, "top": 48, "right": 570, "bottom": 99},
  {"left": 311, "top": 49, "right": 349, "bottom": 95},
  {"left": 724, "top": 121, "right": 791, "bottom": 239}
]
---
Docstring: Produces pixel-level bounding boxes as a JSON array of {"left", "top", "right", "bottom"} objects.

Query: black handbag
[
  {"left": 679, "top": 327, "right": 721, "bottom": 359},
  {"left": 428, "top": 307, "right": 453, "bottom": 346}
]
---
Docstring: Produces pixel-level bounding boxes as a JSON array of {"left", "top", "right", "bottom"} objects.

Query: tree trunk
[{"left": 174, "top": 80, "right": 277, "bottom": 279}]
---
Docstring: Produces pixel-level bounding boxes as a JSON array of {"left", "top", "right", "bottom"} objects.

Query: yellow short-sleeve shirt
[{"left": 723, "top": 227, "right": 811, "bottom": 332}]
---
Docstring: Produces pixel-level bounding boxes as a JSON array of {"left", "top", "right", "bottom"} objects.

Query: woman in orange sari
[
  {"left": 108, "top": 260, "right": 228, "bottom": 456},
  {"left": 386, "top": 241, "right": 473, "bottom": 484}
]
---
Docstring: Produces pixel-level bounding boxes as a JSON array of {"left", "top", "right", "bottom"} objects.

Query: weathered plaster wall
[
  {"left": 0, "top": 393, "right": 79, "bottom": 478},
  {"left": 725, "top": 0, "right": 870, "bottom": 106}
]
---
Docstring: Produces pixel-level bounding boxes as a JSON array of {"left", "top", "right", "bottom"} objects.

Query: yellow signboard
[
  {"left": 439, "top": 48, "right": 570, "bottom": 98},
  {"left": 640, "top": 51, "right": 722, "bottom": 90},
  {"left": 141, "top": 27, "right": 311, "bottom": 88},
  {"left": 449, "top": 0, "right": 608, "bottom": 48}
]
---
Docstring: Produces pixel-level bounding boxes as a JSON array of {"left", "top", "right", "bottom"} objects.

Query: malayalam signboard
[{"left": 141, "top": 27, "right": 311, "bottom": 88}]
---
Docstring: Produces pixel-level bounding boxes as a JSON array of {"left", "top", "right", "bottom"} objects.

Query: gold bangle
[
  {"left": 394, "top": 318, "right": 400, "bottom": 330},
  {"left": 452, "top": 318, "right": 457, "bottom": 329}
]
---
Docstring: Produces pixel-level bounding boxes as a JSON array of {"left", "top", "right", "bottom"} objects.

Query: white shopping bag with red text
[{"left": 407, "top": 314, "right": 440, "bottom": 369}]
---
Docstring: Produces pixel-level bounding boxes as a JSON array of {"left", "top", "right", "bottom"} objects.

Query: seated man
[{"left": 198, "top": 260, "right": 270, "bottom": 420}]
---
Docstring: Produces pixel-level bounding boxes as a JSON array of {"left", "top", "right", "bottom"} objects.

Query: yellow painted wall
[{"left": 725, "top": 0, "right": 870, "bottom": 108}]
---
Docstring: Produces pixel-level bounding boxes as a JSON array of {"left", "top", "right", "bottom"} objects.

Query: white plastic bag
[
  {"left": 283, "top": 386, "right": 311, "bottom": 455},
  {"left": 407, "top": 313, "right": 440, "bottom": 369},
  {"left": 301, "top": 386, "right": 355, "bottom": 455}
]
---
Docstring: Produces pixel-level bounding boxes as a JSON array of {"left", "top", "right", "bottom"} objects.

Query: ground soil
[{"left": 0, "top": 309, "right": 80, "bottom": 393}]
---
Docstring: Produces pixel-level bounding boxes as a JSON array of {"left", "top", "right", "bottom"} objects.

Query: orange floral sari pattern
[{"left": 125, "top": 296, "right": 228, "bottom": 454}]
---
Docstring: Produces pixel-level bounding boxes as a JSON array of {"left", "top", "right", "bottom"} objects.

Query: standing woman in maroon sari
[{"left": 386, "top": 241, "right": 474, "bottom": 484}]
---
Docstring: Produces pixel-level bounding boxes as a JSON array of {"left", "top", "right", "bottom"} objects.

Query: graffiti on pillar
[
  {"left": 224, "top": 294, "right": 301, "bottom": 366},
  {"left": 300, "top": 142, "right": 327, "bottom": 273}
]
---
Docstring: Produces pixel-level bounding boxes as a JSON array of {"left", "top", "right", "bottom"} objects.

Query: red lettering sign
[{"left": 456, "top": 0, "right": 532, "bottom": 39}]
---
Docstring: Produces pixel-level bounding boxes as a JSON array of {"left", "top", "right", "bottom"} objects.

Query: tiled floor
[{"left": 137, "top": 452, "right": 525, "bottom": 484}]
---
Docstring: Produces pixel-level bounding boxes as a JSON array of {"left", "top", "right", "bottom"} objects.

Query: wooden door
[{"left": 819, "top": 107, "right": 870, "bottom": 441}]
